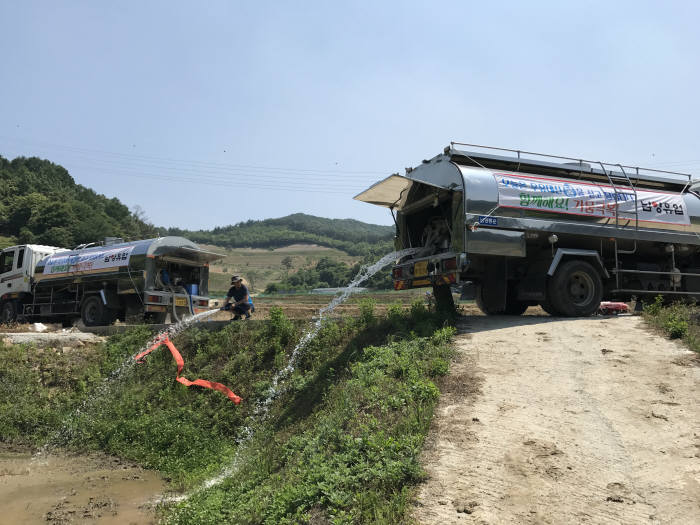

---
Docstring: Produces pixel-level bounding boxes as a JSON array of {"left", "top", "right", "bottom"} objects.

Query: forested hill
[
  {"left": 0, "top": 156, "right": 394, "bottom": 256},
  {"left": 165, "top": 214, "right": 395, "bottom": 256},
  {"left": 0, "top": 156, "right": 156, "bottom": 249}
]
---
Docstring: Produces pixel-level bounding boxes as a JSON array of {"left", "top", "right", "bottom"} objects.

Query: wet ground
[{"left": 0, "top": 445, "right": 165, "bottom": 524}]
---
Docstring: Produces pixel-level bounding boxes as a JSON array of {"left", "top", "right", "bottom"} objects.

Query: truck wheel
[
  {"left": 102, "top": 308, "right": 118, "bottom": 325},
  {"left": 1, "top": 301, "right": 18, "bottom": 324},
  {"left": 81, "top": 296, "right": 106, "bottom": 326},
  {"left": 432, "top": 284, "right": 455, "bottom": 314},
  {"left": 548, "top": 260, "right": 603, "bottom": 317},
  {"left": 475, "top": 284, "right": 504, "bottom": 315},
  {"left": 539, "top": 298, "right": 560, "bottom": 316}
]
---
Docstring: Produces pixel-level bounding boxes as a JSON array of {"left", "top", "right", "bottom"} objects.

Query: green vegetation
[
  {"left": 642, "top": 295, "right": 699, "bottom": 348},
  {"left": 166, "top": 213, "right": 394, "bottom": 257},
  {"left": 205, "top": 244, "right": 365, "bottom": 295},
  {"left": 0, "top": 301, "right": 456, "bottom": 523},
  {"left": 0, "top": 156, "right": 157, "bottom": 248},
  {"left": 265, "top": 255, "right": 392, "bottom": 293}
]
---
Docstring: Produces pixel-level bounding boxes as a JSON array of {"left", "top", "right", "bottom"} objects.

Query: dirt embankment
[{"left": 414, "top": 315, "right": 700, "bottom": 524}]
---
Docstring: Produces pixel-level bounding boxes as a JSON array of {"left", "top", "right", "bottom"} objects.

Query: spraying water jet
[{"left": 159, "top": 248, "right": 418, "bottom": 504}]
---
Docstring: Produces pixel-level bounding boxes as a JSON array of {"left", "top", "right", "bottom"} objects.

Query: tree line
[{"left": 0, "top": 156, "right": 157, "bottom": 249}]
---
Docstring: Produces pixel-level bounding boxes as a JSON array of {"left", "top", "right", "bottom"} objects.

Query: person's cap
[{"left": 231, "top": 275, "right": 242, "bottom": 283}]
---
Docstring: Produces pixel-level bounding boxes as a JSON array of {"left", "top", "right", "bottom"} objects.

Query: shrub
[
  {"left": 665, "top": 311, "right": 689, "bottom": 339},
  {"left": 358, "top": 298, "right": 376, "bottom": 325},
  {"left": 643, "top": 294, "right": 664, "bottom": 316}
]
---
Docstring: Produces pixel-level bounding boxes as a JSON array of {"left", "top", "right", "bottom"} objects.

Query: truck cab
[{"left": 0, "top": 244, "right": 67, "bottom": 323}]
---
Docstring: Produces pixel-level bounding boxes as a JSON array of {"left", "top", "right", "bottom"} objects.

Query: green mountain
[
  {"left": 166, "top": 213, "right": 395, "bottom": 256},
  {"left": 0, "top": 156, "right": 394, "bottom": 258},
  {"left": 0, "top": 156, "right": 156, "bottom": 249}
]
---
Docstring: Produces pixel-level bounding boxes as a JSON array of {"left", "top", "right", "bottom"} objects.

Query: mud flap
[{"left": 479, "top": 257, "right": 507, "bottom": 312}]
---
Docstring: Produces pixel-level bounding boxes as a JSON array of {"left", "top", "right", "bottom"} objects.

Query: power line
[
  {"left": 0, "top": 135, "right": 389, "bottom": 176},
  {"left": 39, "top": 153, "right": 380, "bottom": 184},
  {"left": 69, "top": 166, "right": 362, "bottom": 195}
]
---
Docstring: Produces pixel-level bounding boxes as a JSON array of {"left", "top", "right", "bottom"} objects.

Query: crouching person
[{"left": 222, "top": 275, "right": 253, "bottom": 320}]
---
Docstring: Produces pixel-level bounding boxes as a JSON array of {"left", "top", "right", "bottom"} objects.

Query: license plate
[
  {"left": 175, "top": 297, "right": 187, "bottom": 307},
  {"left": 413, "top": 261, "right": 428, "bottom": 277}
]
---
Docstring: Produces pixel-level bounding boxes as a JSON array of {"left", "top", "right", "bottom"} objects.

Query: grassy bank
[
  {"left": 0, "top": 300, "right": 455, "bottom": 523},
  {"left": 642, "top": 295, "right": 700, "bottom": 353}
]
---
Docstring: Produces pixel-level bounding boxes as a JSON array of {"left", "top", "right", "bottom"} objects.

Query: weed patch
[
  {"left": 643, "top": 296, "right": 699, "bottom": 351},
  {"left": 0, "top": 305, "right": 456, "bottom": 523}
]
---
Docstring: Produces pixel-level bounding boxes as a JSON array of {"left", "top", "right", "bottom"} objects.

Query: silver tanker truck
[
  {"left": 0, "top": 236, "right": 223, "bottom": 326},
  {"left": 355, "top": 143, "right": 700, "bottom": 316}
]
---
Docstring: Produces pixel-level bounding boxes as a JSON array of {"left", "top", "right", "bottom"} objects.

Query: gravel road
[{"left": 414, "top": 314, "right": 700, "bottom": 524}]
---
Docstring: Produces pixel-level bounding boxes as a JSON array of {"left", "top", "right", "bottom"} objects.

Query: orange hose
[{"left": 135, "top": 333, "right": 241, "bottom": 405}]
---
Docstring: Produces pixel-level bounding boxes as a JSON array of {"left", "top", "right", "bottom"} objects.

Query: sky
[{"left": 1, "top": 1, "right": 699, "bottom": 230}]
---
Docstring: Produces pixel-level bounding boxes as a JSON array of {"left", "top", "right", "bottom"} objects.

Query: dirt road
[{"left": 414, "top": 314, "right": 700, "bottom": 524}]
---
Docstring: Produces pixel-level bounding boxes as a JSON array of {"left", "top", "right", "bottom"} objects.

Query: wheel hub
[{"left": 567, "top": 271, "right": 595, "bottom": 306}]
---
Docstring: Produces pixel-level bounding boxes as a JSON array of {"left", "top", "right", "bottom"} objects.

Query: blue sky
[{"left": 1, "top": 1, "right": 698, "bottom": 230}]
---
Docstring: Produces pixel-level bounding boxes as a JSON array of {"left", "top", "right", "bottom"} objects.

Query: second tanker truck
[{"left": 0, "top": 236, "right": 223, "bottom": 326}]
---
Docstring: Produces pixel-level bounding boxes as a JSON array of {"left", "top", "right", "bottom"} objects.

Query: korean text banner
[
  {"left": 44, "top": 246, "right": 136, "bottom": 275},
  {"left": 495, "top": 173, "right": 690, "bottom": 226}
]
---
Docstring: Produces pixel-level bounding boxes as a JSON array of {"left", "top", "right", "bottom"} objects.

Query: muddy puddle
[{"left": 0, "top": 446, "right": 166, "bottom": 524}]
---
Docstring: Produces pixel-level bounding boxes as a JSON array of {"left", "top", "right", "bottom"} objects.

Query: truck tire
[
  {"left": 539, "top": 298, "right": 560, "bottom": 316},
  {"left": 475, "top": 284, "right": 504, "bottom": 315},
  {"left": 432, "top": 284, "right": 455, "bottom": 314},
  {"left": 102, "top": 308, "right": 119, "bottom": 325},
  {"left": 81, "top": 296, "right": 107, "bottom": 326},
  {"left": 547, "top": 260, "right": 603, "bottom": 317},
  {"left": 1, "top": 301, "right": 18, "bottom": 324}
]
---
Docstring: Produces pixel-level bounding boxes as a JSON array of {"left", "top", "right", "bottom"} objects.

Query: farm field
[
  {"left": 202, "top": 243, "right": 364, "bottom": 294},
  {"left": 210, "top": 288, "right": 446, "bottom": 321}
]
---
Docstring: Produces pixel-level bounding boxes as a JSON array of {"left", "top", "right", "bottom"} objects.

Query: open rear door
[{"left": 354, "top": 174, "right": 414, "bottom": 209}]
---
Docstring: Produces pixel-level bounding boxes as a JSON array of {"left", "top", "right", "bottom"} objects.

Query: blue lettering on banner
[{"left": 478, "top": 216, "right": 498, "bottom": 226}]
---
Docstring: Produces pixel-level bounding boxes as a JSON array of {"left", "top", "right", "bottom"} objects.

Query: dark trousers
[{"left": 233, "top": 302, "right": 251, "bottom": 316}]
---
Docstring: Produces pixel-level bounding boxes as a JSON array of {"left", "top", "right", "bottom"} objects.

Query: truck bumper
[{"left": 392, "top": 252, "right": 468, "bottom": 290}]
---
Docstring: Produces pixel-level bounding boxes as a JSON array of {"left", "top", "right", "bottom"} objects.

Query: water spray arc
[{"left": 162, "top": 247, "right": 419, "bottom": 503}]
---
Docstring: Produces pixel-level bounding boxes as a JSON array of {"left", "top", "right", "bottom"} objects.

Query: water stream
[{"left": 163, "top": 247, "right": 419, "bottom": 503}]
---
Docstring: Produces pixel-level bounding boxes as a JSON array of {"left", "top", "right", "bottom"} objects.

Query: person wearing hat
[{"left": 221, "top": 275, "right": 252, "bottom": 319}]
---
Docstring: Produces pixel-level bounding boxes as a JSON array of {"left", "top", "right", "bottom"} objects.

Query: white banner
[
  {"left": 495, "top": 172, "right": 690, "bottom": 226},
  {"left": 44, "top": 245, "right": 135, "bottom": 275}
]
